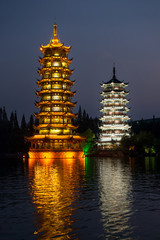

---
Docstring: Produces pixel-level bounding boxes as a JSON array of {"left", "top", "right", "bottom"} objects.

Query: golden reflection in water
[
  {"left": 99, "top": 158, "right": 133, "bottom": 237},
  {"left": 28, "top": 151, "right": 84, "bottom": 159},
  {"left": 28, "top": 154, "right": 85, "bottom": 239}
]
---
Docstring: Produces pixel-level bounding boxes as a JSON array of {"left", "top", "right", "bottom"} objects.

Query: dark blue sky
[{"left": 1, "top": 0, "right": 160, "bottom": 121}]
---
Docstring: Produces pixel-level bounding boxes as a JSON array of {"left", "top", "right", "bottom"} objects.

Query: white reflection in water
[{"left": 99, "top": 158, "right": 134, "bottom": 238}]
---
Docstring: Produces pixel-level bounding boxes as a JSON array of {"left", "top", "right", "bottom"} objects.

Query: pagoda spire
[
  {"left": 53, "top": 18, "right": 57, "bottom": 39},
  {"left": 113, "top": 64, "right": 116, "bottom": 79},
  {"left": 50, "top": 19, "right": 61, "bottom": 45}
]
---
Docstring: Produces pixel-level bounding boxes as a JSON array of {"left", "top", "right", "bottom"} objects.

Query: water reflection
[
  {"left": 28, "top": 156, "right": 85, "bottom": 239},
  {"left": 98, "top": 158, "right": 134, "bottom": 238}
]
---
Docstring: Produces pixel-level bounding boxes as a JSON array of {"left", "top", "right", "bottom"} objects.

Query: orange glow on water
[
  {"left": 28, "top": 150, "right": 84, "bottom": 159},
  {"left": 28, "top": 154, "right": 85, "bottom": 239}
]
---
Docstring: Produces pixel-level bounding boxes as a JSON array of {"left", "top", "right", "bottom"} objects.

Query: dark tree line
[
  {"left": 0, "top": 107, "right": 34, "bottom": 154},
  {"left": 73, "top": 106, "right": 100, "bottom": 136},
  {"left": 0, "top": 106, "right": 100, "bottom": 154},
  {"left": 120, "top": 118, "right": 160, "bottom": 156},
  {"left": 131, "top": 117, "right": 160, "bottom": 137}
]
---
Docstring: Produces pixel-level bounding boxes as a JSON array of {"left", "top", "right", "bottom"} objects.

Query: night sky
[{"left": 1, "top": 0, "right": 160, "bottom": 121}]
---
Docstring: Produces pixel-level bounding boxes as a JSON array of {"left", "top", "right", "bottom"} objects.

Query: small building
[{"left": 98, "top": 67, "right": 130, "bottom": 149}]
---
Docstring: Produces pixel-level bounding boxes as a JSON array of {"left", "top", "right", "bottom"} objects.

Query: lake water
[{"left": 1, "top": 156, "right": 160, "bottom": 239}]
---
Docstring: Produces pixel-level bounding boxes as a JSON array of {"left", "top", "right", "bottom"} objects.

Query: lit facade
[
  {"left": 98, "top": 67, "right": 130, "bottom": 149},
  {"left": 26, "top": 24, "right": 85, "bottom": 157}
]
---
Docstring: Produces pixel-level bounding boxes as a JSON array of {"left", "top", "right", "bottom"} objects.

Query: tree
[
  {"left": 14, "top": 111, "right": 19, "bottom": 130},
  {"left": 78, "top": 105, "right": 82, "bottom": 123},
  {"left": 27, "top": 114, "right": 34, "bottom": 136},
  {"left": 2, "top": 107, "right": 8, "bottom": 122},
  {"left": 10, "top": 111, "right": 14, "bottom": 129},
  {"left": 21, "top": 114, "right": 27, "bottom": 134}
]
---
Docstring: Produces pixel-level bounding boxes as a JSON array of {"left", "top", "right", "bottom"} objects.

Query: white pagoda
[{"left": 98, "top": 67, "right": 130, "bottom": 149}]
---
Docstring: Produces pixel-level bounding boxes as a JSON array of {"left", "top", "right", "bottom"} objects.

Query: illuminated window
[
  {"left": 39, "top": 129, "right": 49, "bottom": 134},
  {"left": 44, "top": 118, "right": 50, "bottom": 123},
  {"left": 44, "top": 72, "right": 50, "bottom": 78},
  {"left": 63, "top": 96, "right": 69, "bottom": 101},
  {"left": 53, "top": 84, "right": 61, "bottom": 89},
  {"left": 43, "top": 95, "right": 51, "bottom": 100},
  {"left": 50, "top": 129, "right": 62, "bottom": 134},
  {"left": 52, "top": 106, "right": 61, "bottom": 111},
  {"left": 51, "top": 118, "right": 61, "bottom": 123},
  {"left": 62, "top": 73, "right": 68, "bottom": 78},
  {"left": 63, "top": 129, "right": 71, "bottom": 134},
  {"left": 46, "top": 62, "right": 51, "bottom": 67},
  {"left": 43, "top": 84, "right": 51, "bottom": 89},
  {"left": 52, "top": 95, "right": 61, "bottom": 100},
  {"left": 52, "top": 61, "right": 61, "bottom": 67},
  {"left": 62, "top": 62, "right": 67, "bottom": 67},
  {"left": 54, "top": 52, "right": 59, "bottom": 56},
  {"left": 43, "top": 107, "right": 50, "bottom": 112},
  {"left": 52, "top": 72, "right": 61, "bottom": 78}
]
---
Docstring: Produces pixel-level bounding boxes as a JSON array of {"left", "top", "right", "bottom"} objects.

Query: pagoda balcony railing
[
  {"left": 39, "top": 67, "right": 73, "bottom": 74},
  {"left": 40, "top": 109, "right": 72, "bottom": 113},
  {"left": 42, "top": 87, "right": 70, "bottom": 91},
  {"left": 103, "top": 106, "right": 126, "bottom": 110},
  {"left": 35, "top": 112, "right": 76, "bottom": 118},
  {"left": 100, "top": 125, "right": 129, "bottom": 130},
  {"left": 100, "top": 133, "right": 126, "bottom": 137},
  {"left": 103, "top": 104, "right": 127, "bottom": 107},
  {"left": 37, "top": 89, "right": 75, "bottom": 96},
  {"left": 101, "top": 94, "right": 128, "bottom": 98},
  {"left": 101, "top": 98, "right": 126, "bottom": 102},
  {"left": 36, "top": 100, "right": 75, "bottom": 105},
  {"left": 100, "top": 109, "right": 124, "bottom": 113},
  {"left": 101, "top": 121, "right": 127, "bottom": 125},
  {"left": 101, "top": 114, "right": 128, "bottom": 118},
  {"left": 101, "top": 116, "right": 130, "bottom": 120},
  {"left": 101, "top": 99, "right": 129, "bottom": 104},
  {"left": 38, "top": 78, "right": 74, "bottom": 85},
  {"left": 101, "top": 109, "right": 129, "bottom": 113}
]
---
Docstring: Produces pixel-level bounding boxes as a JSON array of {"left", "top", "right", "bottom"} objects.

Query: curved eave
[
  {"left": 34, "top": 123, "right": 77, "bottom": 130},
  {"left": 37, "top": 78, "right": 74, "bottom": 86},
  {"left": 35, "top": 101, "right": 76, "bottom": 107},
  {"left": 25, "top": 134, "right": 86, "bottom": 142},
  {"left": 39, "top": 56, "right": 72, "bottom": 65},
  {"left": 38, "top": 67, "right": 73, "bottom": 75},
  {"left": 40, "top": 44, "right": 71, "bottom": 54},
  {"left": 34, "top": 112, "right": 76, "bottom": 118},
  {"left": 102, "top": 82, "right": 128, "bottom": 87},
  {"left": 36, "top": 89, "right": 76, "bottom": 96}
]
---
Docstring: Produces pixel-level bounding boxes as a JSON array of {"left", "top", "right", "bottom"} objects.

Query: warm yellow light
[
  {"left": 28, "top": 151, "right": 84, "bottom": 159},
  {"left": 52, "top": 61, "right": 61, "bottom": 67}
]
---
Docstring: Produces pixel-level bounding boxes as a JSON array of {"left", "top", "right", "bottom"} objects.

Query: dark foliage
[
  {"left": 0, "top": 106, "right": 100, "bottom": 154},
  {"left": 0, "top": 107, "right": 34, "bottom": 154},
  {"left": 120, "top": 118, "right": 160, "bottom": 156},
  {"left": 73, "top": 106, "right": 100, "bottom": 136}
]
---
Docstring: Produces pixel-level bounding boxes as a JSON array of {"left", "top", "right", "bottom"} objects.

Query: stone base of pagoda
[{"left": 28, "top": 149, "right": 84, "bottom": 159}]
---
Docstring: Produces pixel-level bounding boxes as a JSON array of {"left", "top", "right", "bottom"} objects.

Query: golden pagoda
[{"left": 26, "top": 23, "right": 85, "bottom": 159}]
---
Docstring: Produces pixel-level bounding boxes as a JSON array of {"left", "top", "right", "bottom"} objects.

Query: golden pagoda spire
[
  {"left": 51, "top": 19, "right": 61, "bottom": 45},
  {"left": 113, "top": 63, "right": 116, "bottom": 79},
  {"left": 53, "top": 18, "right": 57, "bottom": 39}
]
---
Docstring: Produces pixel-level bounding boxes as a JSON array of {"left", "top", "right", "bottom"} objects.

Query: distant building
[
  {"left": 98, "top": 67, "right": 130, "bottom": 149},
  {"left": 26, "top": 23, "right": 85, "bottom": 158}
]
